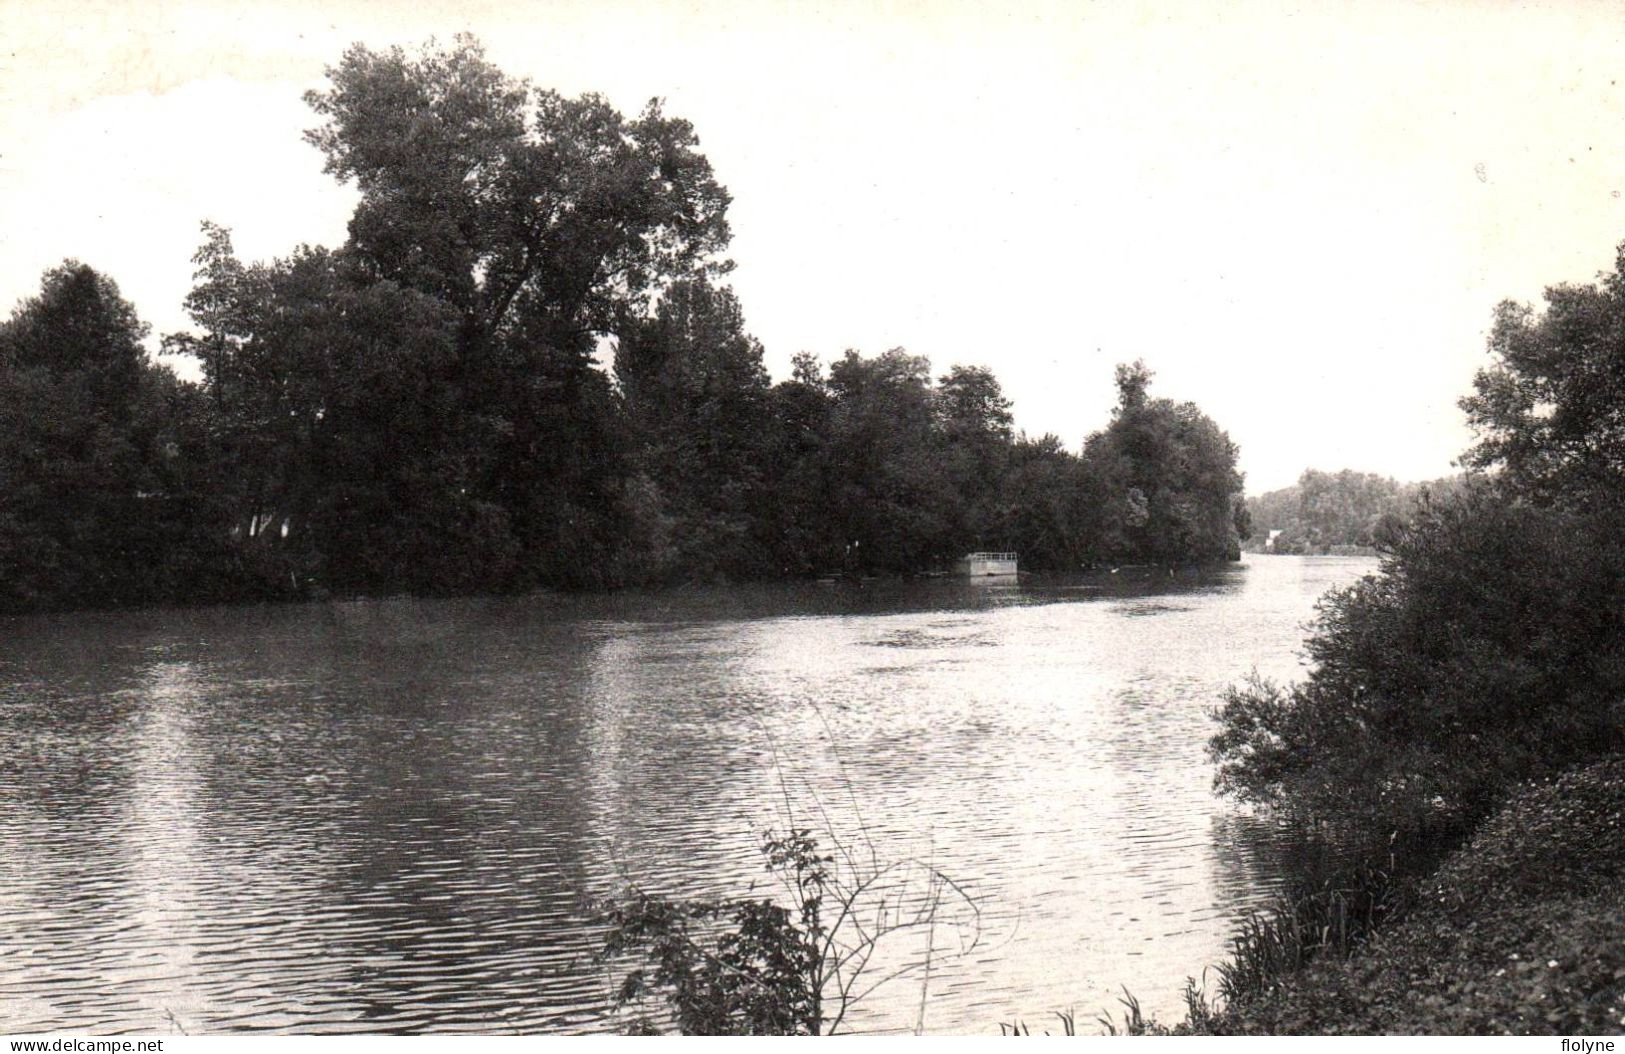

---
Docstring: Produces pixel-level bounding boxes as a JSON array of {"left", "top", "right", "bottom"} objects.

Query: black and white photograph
[{"left": 2, "top": 0, "right": 1623, "bottom": 1041}]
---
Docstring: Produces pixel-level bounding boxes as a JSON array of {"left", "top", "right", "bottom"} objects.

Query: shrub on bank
[
  {"left": 1195, "top": 238, "right": 1625, "bottom": 1037},
  {"left": 599, "top": 829, "right": 981, "bottom": 1035},
  {"left": 1195, "top": 757, "right": 1625, "bottom": 1035},
  {"left": 1211, "top": 484, "right": 1625, "bottom": 850}
]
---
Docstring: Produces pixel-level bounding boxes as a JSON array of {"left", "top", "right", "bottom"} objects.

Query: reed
[
  {"left": 1213, "top": 861, "right": 1403, "bottom": 1007},
  {"left": 998, "top": 1010, "right": 1076, "bottom": 1036},
  {"left": 1095, "top": 987, "right": 1149, "bottom": 1035}
]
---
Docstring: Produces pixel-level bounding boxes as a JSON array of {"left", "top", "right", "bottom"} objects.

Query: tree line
[
  {"left": 0, "top": 37, "right": 1247, "bottom": 615},
  {"left": 1245, "top": 468, "right": 1465, "bottom": 554}
]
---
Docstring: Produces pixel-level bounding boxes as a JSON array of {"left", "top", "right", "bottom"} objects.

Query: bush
[
  {"left": 600, "top": 829, "right": 979, "bottom": 1035},
  {"left": 1424, "top": 757, "right": 1625, "bottom": 919},
  {"left": 1211, "top": 481, "right": 1625, "bottom": 848},
  {"left": 1197, "top": 758, "right": 1625, "bottom": 1035}
]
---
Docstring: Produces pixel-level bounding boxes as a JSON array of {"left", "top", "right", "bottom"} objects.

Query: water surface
[{"left": 0, "top": 556, "right": 1374, "bottom": 1034}]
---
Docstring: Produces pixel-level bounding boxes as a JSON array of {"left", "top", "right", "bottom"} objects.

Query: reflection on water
[{"left": 0, "top": 557, "right": 1375, "bottom": 1034}]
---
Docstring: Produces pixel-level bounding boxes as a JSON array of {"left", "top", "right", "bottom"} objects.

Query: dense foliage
[
  {"left": 1190, "top": 759, "right": 1625, "bottom": 1035},
  {"left": 0, "top": 37, "right": 1246, "bottom": 614},
  {"left": 1244, "top": 469, "right": 1463, "bottom": 554},
  {"left": 1213, "top": 483, "right": 1625, "bottom": 843},
  {"left": 1205, "top": 239, "right": 1625, "bottom": 1037},
  {"left": 1086, "top": 362, "right": 1248, "bottom": 564},
  {"left": 0, "top": 264, "right": 248, "bottom": 611},
  {"left": 1213, "top": 241, "right": 1625, "bottom": 848}
]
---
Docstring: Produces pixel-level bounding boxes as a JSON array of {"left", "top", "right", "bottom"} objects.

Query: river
[{"left": 0, "top": 555, "right": 1375, "bottom": 1034}]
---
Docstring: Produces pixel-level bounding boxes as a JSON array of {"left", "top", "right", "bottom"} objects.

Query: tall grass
[
  {"left": 1095, "top": 988, "right": 1149, "bottom": 1035},
  {"left": 1214, "top": 860, "right": 1404, "bottom": 1008},
  {"left": 1001, "top": 981, "right": 1216, "bottom": 1036}
]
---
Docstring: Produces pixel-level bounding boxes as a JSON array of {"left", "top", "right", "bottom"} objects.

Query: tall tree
[
  {"left": 996, "top": 433, "right": 1105, "bottom": 571},
  {"left": 303, "top": 36, "right": 732, "bottom": 346},
  {"left": 0, "top": 264, "right": 235, "bottom": 611},
  {"left": 1460, "top": 252, "right": 1625, "bottom": 511},
  {"left": 171, "top": 36, "right": 738, "bottom": 593},
  {"left": 614, "top": 280, "right": 775, "bottom": 580},
  {"left": 306, "top": 36, "right": 733, "bottom": 589},
  {"left": 824, "top": 349, "right": 955, "bottom": 573},
  {"left": 935, "top": 364, "right": 1014, "bottom": 549},
  {"left": 1084, "top": 361, "right": 1245, "bottom": 564},
  {"left": 760, "top": 354, "right": 840, "bottom": 576}
]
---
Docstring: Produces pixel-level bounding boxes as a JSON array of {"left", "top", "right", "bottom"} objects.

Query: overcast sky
[{"left": 5, "top": 0, "right": 1625, "bottom": 493}]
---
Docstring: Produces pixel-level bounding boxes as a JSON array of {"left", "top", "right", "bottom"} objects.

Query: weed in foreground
[{"left": 600, "top": 827, "right": 980, "bottom": 1034}]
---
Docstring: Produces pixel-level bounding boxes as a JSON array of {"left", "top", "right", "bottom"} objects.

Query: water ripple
[{"left": 0, "top": 558, "right": 1375, "bottom": 1034}]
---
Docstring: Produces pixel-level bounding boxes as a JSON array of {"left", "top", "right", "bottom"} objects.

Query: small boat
[{"left": 958, "top": 551, "right": 1018, "bottom": 577}]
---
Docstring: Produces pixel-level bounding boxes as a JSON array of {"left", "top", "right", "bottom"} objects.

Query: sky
[{"left": 5, "top": 0, "right": 1625, "bottom": 493}]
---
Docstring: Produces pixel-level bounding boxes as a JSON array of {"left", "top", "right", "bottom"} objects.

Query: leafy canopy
[
  {"left": 1460, "top": 250, "right": 1625, "bottom": 510},
  {"left": 304, "top": 34, "right": 733, "bottom": 347}
]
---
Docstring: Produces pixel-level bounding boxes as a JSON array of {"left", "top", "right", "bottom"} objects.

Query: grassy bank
[{"left": 1183, "top": 757, "right": 1625, "bottom": 1035}]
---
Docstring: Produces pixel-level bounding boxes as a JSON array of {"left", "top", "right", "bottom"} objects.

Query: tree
[
  {"left": 1113, "top": 358, "right": 1153, "bottom": 412},
  {"left": 306, "top": 36, "right": 734, "bottom": 589},
  {"left": 1460, "top": 252, "right": 1625, "bottom": 511},
  {"left": 168, "top": 36, "right": 739, "bottom": 593},
  {"left": 1, "top": 262, "right": 147, "bottom": 412},
  {"left": 614, "top": 280, "right": 775, "bottom": 581},
  {"left": 824, "top": 349, "right": 956, "bottom": 573},
  {"left": 1083, "top": 362, "right": 1245, "bottom": 564},
  {"left": 935, "top": 365, "right": 1014, "bottom": 550},
  {"left": 304, "top": 36, "right": 732, "bottom": 345},
  {"left": 0, "top": 263, "right": 238, "bottom": 611},
  {"left": 759, "top": 356, "right": 840, "bottom": 576}
]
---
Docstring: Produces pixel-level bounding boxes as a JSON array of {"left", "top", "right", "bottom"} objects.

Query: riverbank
[{"left": 1180, "top": 757, "right": 1625, "bottom": 1035}]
